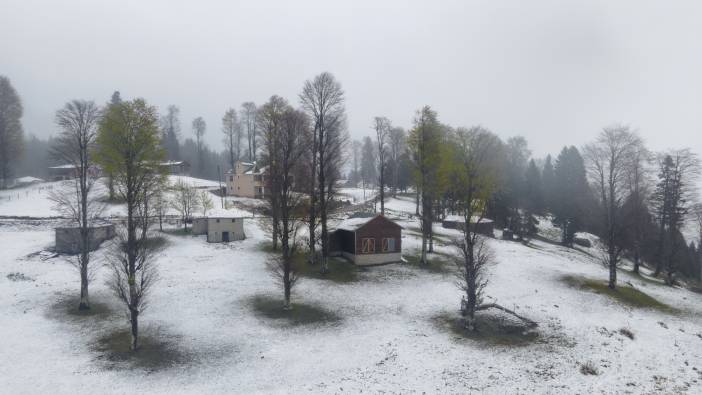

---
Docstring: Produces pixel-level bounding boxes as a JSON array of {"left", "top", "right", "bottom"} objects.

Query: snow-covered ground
[
  {"left": 0, "top": 175, "right": 220, "bottom": 218},
  {"left": 1, "top": 193, "right": 702, "bottom": 393}
]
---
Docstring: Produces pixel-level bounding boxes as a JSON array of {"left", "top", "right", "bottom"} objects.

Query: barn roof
[{"left": 334, "top": 214, "right": 402, "bottom": 232}]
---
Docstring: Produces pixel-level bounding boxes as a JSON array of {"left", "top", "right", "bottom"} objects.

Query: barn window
[
  {"left": 382, "top": 238, "right": 395, "bottom": 252},
  {"left": 216, "top": 219, "right": 220, "bottom": 223},
  {"left": 361, "top": 238, "right": 375, "bottom": 254},
  {"left": 231, "top": 218, "right": 235, "bottom": 223}
]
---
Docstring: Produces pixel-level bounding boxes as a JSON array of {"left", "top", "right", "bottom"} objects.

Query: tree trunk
[
  {"left": 318, "top": 131, "right": 329, "bottom": 274},
  {"left": 379, "top": 170, "right": 385, "bottom": 215},
  {"left": 130, "top": 309, "right": 139, "bottom": 350},
  {"left": 608, "top": 255, "right": 617, "bottom": 290},
  {"left": 79, "top": 261, "right": 90, "bottom": 310}
]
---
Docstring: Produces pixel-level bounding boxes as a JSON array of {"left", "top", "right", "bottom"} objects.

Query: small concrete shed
[
  {"left": 55, "top": 223, "right": 115, "bottom": 254},
  {"left": 192, "top": 208, "right": 248, "bottom": 242}
]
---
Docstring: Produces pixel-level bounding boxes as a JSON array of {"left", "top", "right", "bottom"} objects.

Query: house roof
[
  {"left": 196, "top": 208, "right": 251, "bottom": 218},
  {"left": 160, "top": 161, "right": 187, "bottom": 166},
  {"left": 334, "top": 214, "right": 402, "bottom": 232},
  {"left": 443, "top": 215, "right": 494, "bottom": 224},
  {"left": 48, "top": 164, "right": 78, "bottom": 169}
]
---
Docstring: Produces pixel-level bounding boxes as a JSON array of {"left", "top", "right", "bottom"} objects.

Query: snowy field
[
  {"left": 0, "top": 176, "right": 220, "bottom": 218},
  {"left": 1, "top": 193, "right": 702, "bottom": 393}
]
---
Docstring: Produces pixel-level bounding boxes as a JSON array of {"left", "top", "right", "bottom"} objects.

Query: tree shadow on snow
[
  {"left": 46, "top": 292, "right": 227, "bottom": 372},
  {"left": 246, "top": 294, "right": 342, "bottom": 327},
  {"left": 46, "top": 292, "right": 119, "bottom": 324},
  {"left": 91, "top": 326, "right": 194, "bottom": 372},
  {"left": 561, "top": 275, "right": 677, "bottom": 314},
  {"left": 431, "top": 311, "right": 541, "bottom": 347}
]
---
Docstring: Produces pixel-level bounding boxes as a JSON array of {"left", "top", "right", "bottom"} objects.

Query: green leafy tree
[
  {"left": 408, "top": 106, "right": 443, "bottom": 264},
  {"left": 95, "top": 98, "right": 166, "bottom": 351}
]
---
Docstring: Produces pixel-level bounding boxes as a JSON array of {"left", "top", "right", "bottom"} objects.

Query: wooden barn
[{"left": 329, "top": 214, "right": 402, "bottom": 265}]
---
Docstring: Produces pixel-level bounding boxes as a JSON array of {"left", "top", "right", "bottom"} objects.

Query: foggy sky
[{"left": 2, "top": 0, "right": 702, "bottom": 158}]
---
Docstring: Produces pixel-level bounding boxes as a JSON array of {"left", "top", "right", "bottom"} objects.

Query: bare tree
[
  {"left": 153, "top": 189, "right": 167, "bottom": 231},
  {"left": 192, "top": 116, "right": 207, "bottom": 175},
  {"left": 199, "top": 189, "right": 214, "bottom": 216},
  {"left": 258, "top": 95, "right": 289, "bottom": 250},
  {"left": 300, "top": 72, "right": 346, "bottom": 273},
  {"left": 624, "top": 142, "right": 653, "bottom": 274},
  {"left": 171, "top": 180, "right": 200, "bottom": 230},
  {"left": 0, "top": 76, "right": 24, "bottom": 189},
  {"left": 222, "top": 108, "right": 241, "bottom": 171},
  {"left": 350, "top": 139, "right": 362, "bottom": 187},
  {"left": 583, "top": 126, "right": 643, "bottom": 289},
  {"left": 388, "top": 126, "right": 406, "bottom": 198},
  {"left": 448, "top": 126, "right": 533, "bottom": 331},
  {"left": 106, "top": 226, "right": 160, "bottom": 349},
  {"left": 49, "top": 100, "right": 102, "bottom": 310},
  {"left": 240, "top": 102, "right": 258, "bottom": 161},
  {"left": 263, "top": 106, "right": 309, "bottom": 308},
  {"left": 373, "top": 116, "right": 391, "bottom": 214}
]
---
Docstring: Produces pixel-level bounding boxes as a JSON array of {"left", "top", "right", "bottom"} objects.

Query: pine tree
[
  {"left": 541, "top": 154, "right": 555, "bottom": 212},
  {"left": 0, "top": 76, "right": 24, "bottom": 189},
  {"left": 552, "top": 146, "right": 589, "bottom": 245}
]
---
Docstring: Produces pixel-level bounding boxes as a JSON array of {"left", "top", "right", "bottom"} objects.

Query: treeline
[{"left": 352, "top": 106, "right": 701, "bottom": 285}]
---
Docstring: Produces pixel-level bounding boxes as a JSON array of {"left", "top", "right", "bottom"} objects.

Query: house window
[
  {"left": 361, "top": 238, "right": 375, "bottom": 254},
  {"left": 382, "top": 238, "right": 395, "bottom": 252},
  {"left": 216, "top": 219, "right": 220, "bottom": 223},
  {"left": 231, "top": 219, "right": 235, "bottom": 223},
  {"left": 229, "top": 176, "right": 233, "bottom": 182}
]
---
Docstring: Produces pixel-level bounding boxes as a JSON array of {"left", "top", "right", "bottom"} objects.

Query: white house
[
  {"left": 226, "top": 161, "right": 267, "bottom": 199},
  {"left": 192, "top": 208, "right": 249, "bottom": 242}
]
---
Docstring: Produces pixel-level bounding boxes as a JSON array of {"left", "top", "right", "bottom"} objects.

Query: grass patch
[
  {"left": 405, "top": 227, "right": 452, "bottom": 245},
  {"left": 403, "top": 251, "right": 454, "bottom": 274},
  {"left": 432, "top": 311, "right": 539, "bottom": 347},
  {"left": 247, "top": 295, "right": 342, "bottom": 327},
  {"left": 258, "top": 241, "right": 359, "bottom": 283},
  {"left": 580, "top": 361, "right": 600, "bottom": 376},
  {"left": 46, "top": 293, "right": 117, "bottom": 323},
  {"left": 92, "top": 327, "right": 191, "bottom": 372},
  {"left": 562, "top": 275, "right": 675, "bottom": 313},
  {"left": 162, "top": 227, "right": 193, "bottom": 236}
]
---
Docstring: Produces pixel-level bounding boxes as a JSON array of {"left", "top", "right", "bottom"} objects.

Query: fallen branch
[{"left": 476, "top": 303, "right": 538, "bottom": 328}]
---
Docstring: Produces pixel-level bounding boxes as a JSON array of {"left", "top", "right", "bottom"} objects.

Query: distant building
[
  {"left": 159, "top": 161, "right": 190, "bottom": 175},
  {"left": 48, "top": 164, "right": 101, "bottom": 181},
  {"left": 48, "top": 164, "right": 78, "bottom": 181},
  {"left": 442, "top": 215, "right": 494, "bottom": 237},
  {"left": 329, "top": 214, "right": 402, "bottom": 265},
  {"left": 191, "top": 208, "right": 249, "bottom": 242},
  {"left": 226, "top": 161, "right": 267, "bottom": 199}
]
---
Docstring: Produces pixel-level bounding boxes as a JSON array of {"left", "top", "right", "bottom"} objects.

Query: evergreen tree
[
  {"left": 552, "top": 146, "right": 589, "bottom": 245},
  {"left": 160, "top": 105, "right": 181, "bottom": 161},
  {"left": 522, "top": 159, "right": 543, "bottom": 236},
  {"left": 541, "top": 154, "right": 555, "bottom": 212},
  {"left": 0, "top": 76, "right": 24, "bottom": 188}
]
